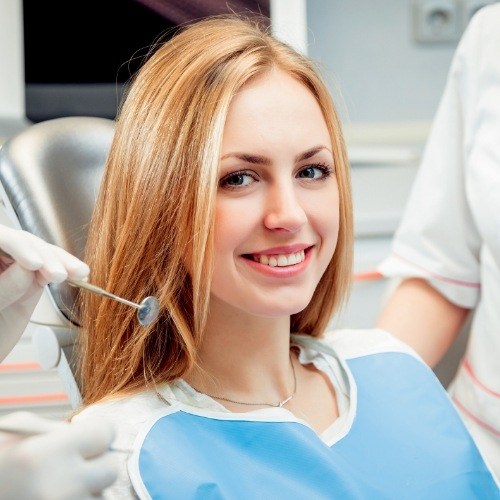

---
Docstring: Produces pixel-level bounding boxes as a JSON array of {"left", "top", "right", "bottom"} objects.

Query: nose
[{"left": 263, "top": 182, "right": 307, "bottom": 233}]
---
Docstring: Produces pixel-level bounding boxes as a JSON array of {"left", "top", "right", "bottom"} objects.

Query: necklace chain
[{"left": 194, "top": 354, "right": 297, "bottom": 408}]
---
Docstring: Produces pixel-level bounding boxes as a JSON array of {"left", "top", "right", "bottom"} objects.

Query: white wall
[{"left": 307, "top": 0, "right": 459, "bottom": 124}]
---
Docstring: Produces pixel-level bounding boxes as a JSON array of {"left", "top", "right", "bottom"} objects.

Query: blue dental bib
[{"left": 129, "top": 352, "right": 499, "bottom": 499}]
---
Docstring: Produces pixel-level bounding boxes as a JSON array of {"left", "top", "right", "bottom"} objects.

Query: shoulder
[
  {"left": 457, "top": 4, "right": 500, "bottom": 65},
  {"left": 72, "top": 389, "right": 170, "bottom": 449},
  {"left": 468, "top": 3, "right": 500, "bottom": 35},
  {"left": 73, "top": 390, "right": 162, "bottom": 424},
  {"left": 294, "top": 329, "right": 438, "bottom": 393},
  {"left": 318, "top": 328, "right": 423, "bottom": 362}
]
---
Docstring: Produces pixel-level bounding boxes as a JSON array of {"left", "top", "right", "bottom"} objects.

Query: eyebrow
[
  {"left": 295, "top": 145, "right": 331, "bottom": 162},
  {"left": 220, "top": 145, "right": 331, "bottom": 165}
]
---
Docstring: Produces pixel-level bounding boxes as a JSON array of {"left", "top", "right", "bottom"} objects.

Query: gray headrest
[{"left": 0, "top": 116, "right": 115, "bottom": 325}]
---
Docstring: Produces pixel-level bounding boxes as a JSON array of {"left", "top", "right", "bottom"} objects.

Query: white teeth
[
  {"left": 277, "top": 255, "right": 288, "bottom": 266},
  {"left": 254, "top": 250, "right": 306, "bottom": 267}
]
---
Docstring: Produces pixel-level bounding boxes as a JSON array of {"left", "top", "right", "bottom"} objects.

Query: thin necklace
[{"left": 193, "top": 353, "right": 297, "bottom": 408}]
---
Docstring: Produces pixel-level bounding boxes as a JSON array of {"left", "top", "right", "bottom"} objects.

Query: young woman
[{"left": 74, "top": 15, "right": 499, "bottom": 498}]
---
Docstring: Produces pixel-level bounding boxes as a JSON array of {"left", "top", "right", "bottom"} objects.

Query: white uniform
[{"left": 379, "top": 4, "right": 500, "bottom": 478}]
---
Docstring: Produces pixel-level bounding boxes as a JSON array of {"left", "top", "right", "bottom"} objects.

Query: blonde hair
[{"left": 78, "top": 15, "right": 353, "bottom": 405}]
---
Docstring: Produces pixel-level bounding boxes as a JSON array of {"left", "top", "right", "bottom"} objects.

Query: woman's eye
[
  {"left": 220, "top": 172, "right": 255, "bottom": 189},
  {"left": 297, "top": 164, "right": 331, "bottom": 180}
]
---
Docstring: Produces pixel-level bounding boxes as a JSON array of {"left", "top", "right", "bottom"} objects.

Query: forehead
[{"left": 221, "top": 69, "right": 331, "bottom": 156}]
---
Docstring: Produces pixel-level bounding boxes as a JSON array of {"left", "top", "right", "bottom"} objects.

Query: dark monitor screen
[{"left": 23, "top": 0, "right": 270, "bottom": 123}]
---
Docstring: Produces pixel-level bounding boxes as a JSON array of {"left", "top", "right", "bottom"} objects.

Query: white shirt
[{"left": 378, "top": 3, "right": 500, "bottom": 478}]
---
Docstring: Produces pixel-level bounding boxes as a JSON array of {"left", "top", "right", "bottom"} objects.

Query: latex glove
[
  {"left": 0, "top": 224, "right": 89, "bottom": 361},
  {"left": 0, "top": 411, "right": 118, "bottom": 499}
]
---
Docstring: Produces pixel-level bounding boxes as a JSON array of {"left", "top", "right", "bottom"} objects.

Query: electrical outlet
[
  {"left": 413, "top": 0, "right": 462, "bottom": 43},
  {"left": 461, "top": 0, "right": 498, "bottom": 29}
]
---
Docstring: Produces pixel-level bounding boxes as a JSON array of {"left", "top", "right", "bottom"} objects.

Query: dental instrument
[
  {"left": 66, "top": 278, "right": 159, "bottom": 326},
  {"left": 0, "top": 248, "right": 159, "bottom": 326}
]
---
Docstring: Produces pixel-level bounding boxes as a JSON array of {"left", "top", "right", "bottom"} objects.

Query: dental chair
[{"left": 0, "top": 116, "right": 115, "bottom": 408}]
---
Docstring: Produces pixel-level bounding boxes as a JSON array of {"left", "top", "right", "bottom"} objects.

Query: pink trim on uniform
[
  {"left": 452, "top": 396, "right": 500, "bottom": 437},
  {"left": 353, "top": 271, "right": 384, "bottom": 282},
  {"left": 463, "top": 358, "right": 500, "bottom": 398},
  {"left": 391, "top": 252, "right": 481, "bottom": 288}
]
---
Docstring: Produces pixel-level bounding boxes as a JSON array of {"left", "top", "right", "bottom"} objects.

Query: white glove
[
  {"left": 0, "top": 411, "right": 118, "bottom": 499},
  {"left": 0, "top": 224, "right": 90, "bottom": 361}
]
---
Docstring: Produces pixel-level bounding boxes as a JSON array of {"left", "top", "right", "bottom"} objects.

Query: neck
[{"left": 185, "top": 300, "right": 294, "bottom": 405}]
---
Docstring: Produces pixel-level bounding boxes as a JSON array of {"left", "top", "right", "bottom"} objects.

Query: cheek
[
  {"left": 214, "top": 200, "right": 254, "bottom": 253},
  {"left": 311, "top": 186, "right": 340, "bottom": 245},
  {"left": 319, "top": 210, "right": 340, "bottom": 254}
]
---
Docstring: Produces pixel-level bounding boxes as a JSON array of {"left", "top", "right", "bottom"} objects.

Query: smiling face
[{"left": 210, "top": 68, "right": 340, "bottom": 319}]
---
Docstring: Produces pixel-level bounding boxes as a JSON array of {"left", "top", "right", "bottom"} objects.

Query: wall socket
[{"left": 412, "top": 0, "right": 498, "bottom": 43}]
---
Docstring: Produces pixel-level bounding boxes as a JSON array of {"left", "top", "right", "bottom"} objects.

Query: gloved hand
[
  {"left": 0, "top": 224, "right": 89, "bottom": 361},
  {"left": 0, "top": 411, "right": 118, "bottom": 499}
]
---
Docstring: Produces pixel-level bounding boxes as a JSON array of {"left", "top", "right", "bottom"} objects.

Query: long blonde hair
[{"left": 78, "top": 15, "right": 353, "bottom": 405}]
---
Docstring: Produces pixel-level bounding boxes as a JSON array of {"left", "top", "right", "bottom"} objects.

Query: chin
[{"left": 249, "top": 298, "right": 312, "bottom": 319}]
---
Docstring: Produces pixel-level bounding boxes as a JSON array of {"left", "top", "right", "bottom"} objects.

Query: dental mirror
[{"left": 66, "top": 279, "right": 160, "bottom": 326}]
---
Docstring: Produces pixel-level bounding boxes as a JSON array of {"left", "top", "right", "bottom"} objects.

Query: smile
[
  {"left": 241, "top": 246, "right": 313, "bottom": 278},
  {"left": 252, "top": 250, "right": 305, "bottom": 267}
]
